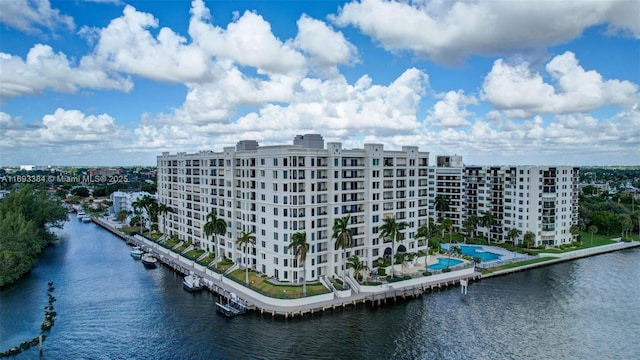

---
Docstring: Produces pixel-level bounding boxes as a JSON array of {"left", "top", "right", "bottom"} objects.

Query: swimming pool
[
  {"left": 427, "top": 257, "right": 463, "bottom": 270},
  {"left": 442, "top": 244, "right": 503, "bottom": 262}
]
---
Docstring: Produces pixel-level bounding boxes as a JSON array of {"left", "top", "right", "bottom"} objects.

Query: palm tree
[
  {"left": 480, "top": 211, "right": 496, "bottom": 244},
  {"left": 434, "top": 195, "right": 450, "bottom": 220},
  {"left": 569, "top": 224, "right": 581, "bottom": 244},
  {"left": 415, "top": 223, "right": 431, "bottom": 266},
  {"left": 288, "top": 232, "right": 309, "bottom": 296},
  {"left": 332, "top": 215, "right": 353, "bottom": 284},
  {"left": 157, "top": 203, "right": 174, "bottom": 236},
  {"left": 236, "top": 231, "right": 256, "bottom": 285},
  {"left": 507, "top": 228, "right": 522, "bottom": 246},
  {"left": 462, "top": 216, "right": 477, "bottom": 242},
  {"left": 379, "top": 216, "right": 409, "bottom": 278},
  {"left": 204, "top": 210, "right": 227, "bottom": 266},
  {"left": 131, "top": 198, "right": 145, "bottom": 233},
  {"left": 523, "top": 231, "right": 535, "bottom": 249},
  {"left": 588, "top": 225, "right": 598, "bottom": 245},
  {"left": 440, "top": 217, "right": 454, "bottom": 267},
  {"left": 346, "top": 255, "right": 369, "bottom": 282}
]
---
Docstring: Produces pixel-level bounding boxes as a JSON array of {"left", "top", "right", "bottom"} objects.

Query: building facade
[
  {"left": 157, "top": 135, "right": 579, "bottom": 282},
  {"left": 157, "top": 134, "right": 431, "bottom": 283},
  {"left": 464, "top": 165, "right": 580, "bottom": 246}
]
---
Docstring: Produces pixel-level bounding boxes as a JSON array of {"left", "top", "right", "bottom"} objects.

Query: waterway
[{"left": 1, "top": 219, "right": 639, "bottom": 359}]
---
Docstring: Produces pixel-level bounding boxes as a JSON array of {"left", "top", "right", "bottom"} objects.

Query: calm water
[{"left": 1, "top": 219, "right": 639, "bottom": 359}]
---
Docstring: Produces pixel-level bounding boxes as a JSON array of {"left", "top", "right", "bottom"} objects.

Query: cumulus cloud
[
  {"left": 189, "top": 0, "right": 305, "bottom": 75},
  {"left": 332, "top": 0, "right": 640, "bottom": 64},
  {"left": 426, "top": 90, "right": 477, "bottom": 127},
  {"left": 82, "top": 5, "right": 211, "bottom": 83},
  {"left": 0, "top": 0, "right": 74, "bottom": 36},
  {"left": 0, "top": 44, "right": 133, "bottom": 98},
  {"left": 482, "top": 51, "right": 638, "bottom": 114},
  {"left": 293, "top": 14, "right": 358, "bottom": 76}
]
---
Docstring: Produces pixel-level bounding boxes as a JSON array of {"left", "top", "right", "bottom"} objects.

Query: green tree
[
  {"left": 434, "top": 195, "right": 450, "bottom": 220},
  {"left": 236, "top": 231, "right": 256, "bottom": 285},
  {"left": 70, "top": 186, "right": 90, "bottom": 198},
  {"left": 507, "top": 228, "right": 522, "bottom": 245},
  {"left": 346, "top": 255, "right": 369, "bottom": 282},
  {"left": 203, "top": 210, "right": 227, "bottom": 264},
  {"left": 379, "top": 216, "right": 409, "bottom": 278},
  {"left": 569, "top": 224, "right": 581, "bottom": 243},
  {"left": 588, "top": 225, "right": 598, "bottom": 245},
  {"left": 332, "top": 215, "right": 353, "bottom": 284},
  {"left": 157, "top": 203, "right": 174, "bottom": 235},
  {"left": 462, "top": 216, "right": 478, "bottom": 241},
  {"left": 480, "top": 211, "right": 496, "bottom": 244},
  {"left": 288, "top": 232, "right": 309, "bottom": 296},
  {"left": 523, "top": 231, "right": 536, "bottom": 249},
  {"left": 0, "top": 185, "right": 68, "bottom": 286}
]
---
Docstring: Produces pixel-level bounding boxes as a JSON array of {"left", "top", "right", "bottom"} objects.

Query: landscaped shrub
[
  {"left": 377, "top": 268, "right": 386, "bottom": 276},
  {"left": 363, "top": 281, "right": 382, "bottom": 286},
  {"left": 442, "top": 268, "right": 452, "bottom": 273},
  {"left": 423, "top": 271, "right": 432, "bottom": 276}
]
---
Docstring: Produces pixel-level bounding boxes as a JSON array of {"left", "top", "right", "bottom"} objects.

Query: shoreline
[{"left": 91, "top": 216, "right": 639, "bottom": 318}]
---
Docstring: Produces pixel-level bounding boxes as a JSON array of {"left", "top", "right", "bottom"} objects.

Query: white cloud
[
  {"left": 332, "top": 0, "right": 640, "bottom": 64},
  {"left": 482, "top": 52, "right": 638, "bottom": 114},
  {"left": 426, "top": 90, "right": 477, "bottom": 127},
  {"left": 293, "top": 14, "right": 358, "bottom": 76},
  {"left": 82, "top": 5, "right": 211, "bottom": 83},
  {"left": 0, "top": 0, "right": 74, "bottom": 36},
  {"left": 0, "top": 44, "right": 133, "bottom": 98},
  {"left": 189, "top": 0, "right": 306, "bottom": 75}
]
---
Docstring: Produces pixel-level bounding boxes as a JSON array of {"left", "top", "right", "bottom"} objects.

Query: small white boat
[
  {"left": 81, "top": 215, "right": 92, "bottom": 223},
  {"left": 130, "top": 247, "right": 144, "bottom": 260},
  {"left": 77, "top": 210, "right": 86, "bottom": 218},
  {"left": 141, "top": 254, "right": 158, "bottom": 268},
  {"left": 183, "top": 273, "right": 204, "bottom": 292}
]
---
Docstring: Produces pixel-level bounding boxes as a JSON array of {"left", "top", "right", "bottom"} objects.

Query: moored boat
[
  {"left": 141, "top": 254, "right": 158, "bottom": 268},
  {"left": 81, "top": 215, "right": 92, "bottom": 223},
  {"left": 130, "top": 247, "right": 144, "bottom": 260},
  {"left": 183, "top": 273, "right": 204, "bottom": 292},
  {"left": 215, "top": 293, "right": 247, "bottom": 317}
]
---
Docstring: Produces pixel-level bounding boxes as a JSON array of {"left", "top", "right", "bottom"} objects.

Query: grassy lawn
[
  {"left": 119, "top": 226, "right": 141, "bottom": 235},
  {"left": 196, "top": 253, "right": 215, "bottom": 266},
  {"left": 164, "top": 238, "right": 180, "bottom": 249},
  {"left": 209, "top": 258, "right": 234, "bottom": 273},
  {"left": 226, "top": 269, "right": 330, "bottom": 299},
  {"left": 183, "top": 249, "right": 205, "bottom": 260},
  {"left": 482, "top": 257, "right": 557, "bottom": 274},
  {"left": 173, "top": 242, "right": 190, "bottom": 253},
  {"left": 148, "top": 231, "right": 163, "bottom": 241}
]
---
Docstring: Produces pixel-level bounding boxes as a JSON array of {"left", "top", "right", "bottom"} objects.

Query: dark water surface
[{"left": 1, "top": 219, "right": 639, "bottom": 359}]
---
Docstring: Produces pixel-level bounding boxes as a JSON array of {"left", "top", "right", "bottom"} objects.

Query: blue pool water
[
  {"left": 442, "top": 244, "right": 503, "bottom": 262},
  {"left": 427, "top": 257, "right": 463, "bottom": 270}
]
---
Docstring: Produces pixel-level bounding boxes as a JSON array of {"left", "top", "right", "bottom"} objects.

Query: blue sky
[{"left": 0, "top": 0, "right": 638, "bottom": 166}]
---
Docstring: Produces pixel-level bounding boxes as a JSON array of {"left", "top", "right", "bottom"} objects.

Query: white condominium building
[
  {"left": 157, "top": 135, "right": 580, "bottom": 282},
  {"left": 464, "top": 165, "right": 580, "bottom": 247},
  {"left": 157, "top": 135, "right": 431, "bottom": 283}
]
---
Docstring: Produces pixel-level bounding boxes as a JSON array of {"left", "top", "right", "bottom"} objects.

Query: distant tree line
[{"left": 0, "top": 185, "right": 68, "bottom": 287}]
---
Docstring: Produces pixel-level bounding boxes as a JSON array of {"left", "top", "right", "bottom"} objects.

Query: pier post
[{"left": 460, "top": 279, "right": 468, "bottom": 295}]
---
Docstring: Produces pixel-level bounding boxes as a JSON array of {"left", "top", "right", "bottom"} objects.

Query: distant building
[
  {"left": 109, "top": 190, "right": 155, "bottom": 221},
  {"left": 89, "top": 168, "right": 121, "bottom": 177},
  {"left": 19, "top": 165, "right": 35, "bottom": 171}
]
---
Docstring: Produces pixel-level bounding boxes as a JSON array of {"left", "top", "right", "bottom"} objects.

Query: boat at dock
[
  {"left": 130, "top": 247, "right": 144, "bottom": 260},
  {"left": 183, "top": 273, "right": 204, "bottom": 292},
  {"left": 80, "top": 215, "right": 92, "bottom": 223},
  {"left": 141, "top": 254, "right": 158, "bottom": 268},
  {"left": 215, "top": 293, "right": 247, "bottom": 317}
]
